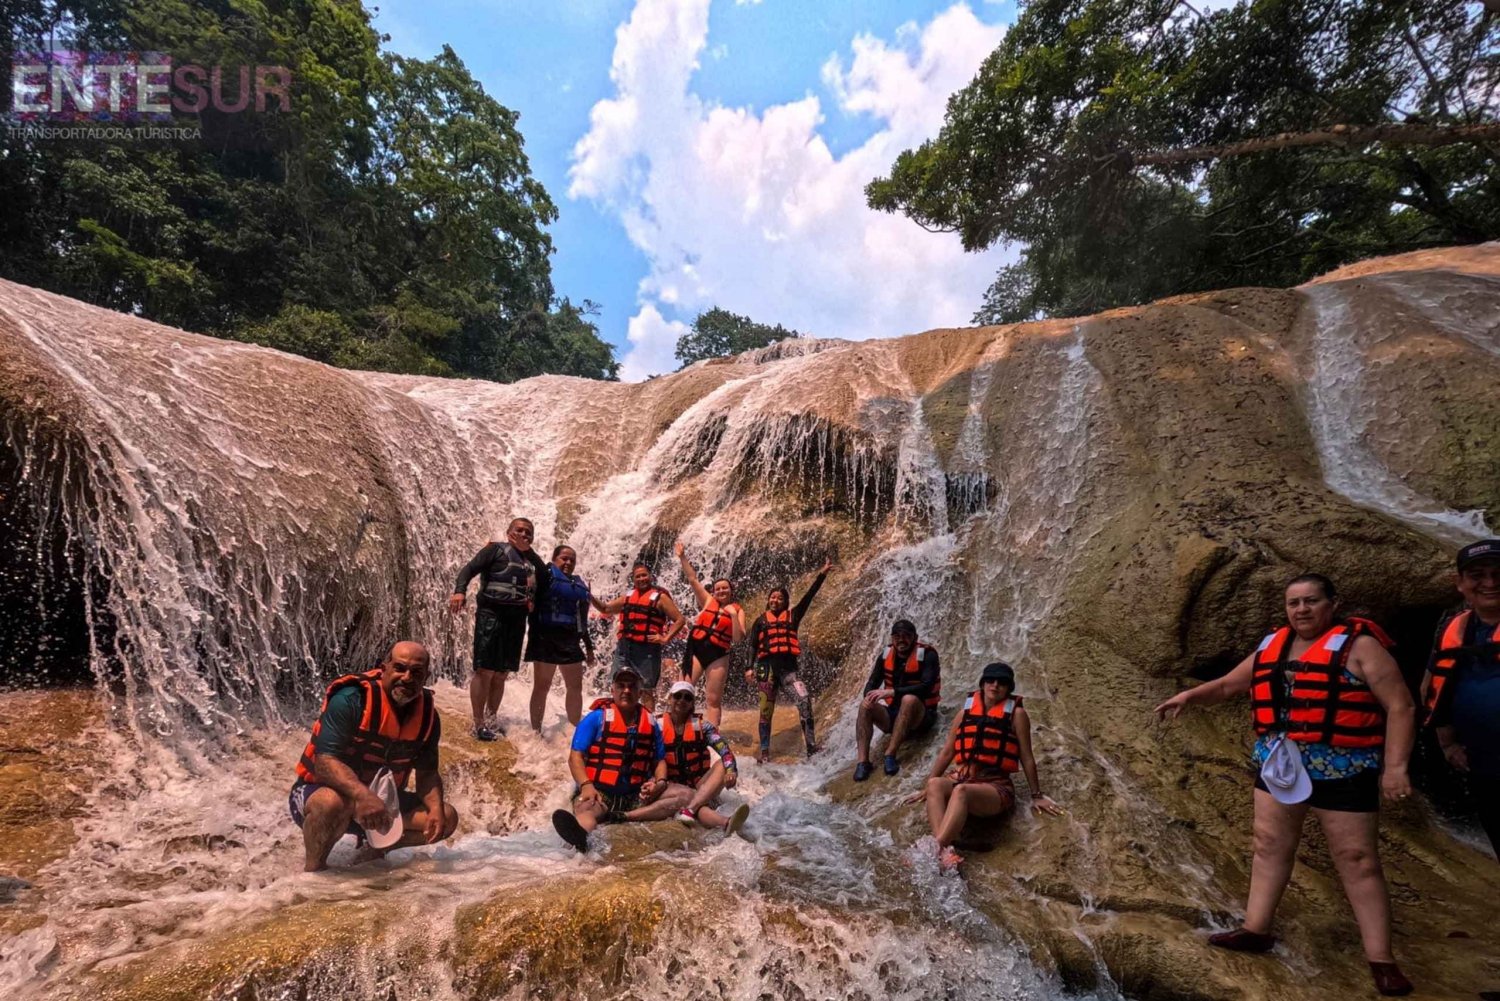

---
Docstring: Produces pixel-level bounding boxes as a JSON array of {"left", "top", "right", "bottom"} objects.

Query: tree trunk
[{"left": 1128, "top": 123, "right": 1500, "bottom": 167}]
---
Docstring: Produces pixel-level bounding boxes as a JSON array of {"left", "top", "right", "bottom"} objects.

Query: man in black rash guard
[
  {"left": 853, "top": 619, "right": 941, "bottom": 781},
  {"left": 745, "top": 558, "right": 833, "bottom": 762},
  {"left": 450, "top": 517, "right": 549, "bottom": 740}
]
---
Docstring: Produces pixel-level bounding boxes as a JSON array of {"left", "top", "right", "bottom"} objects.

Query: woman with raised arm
[
  {"left": 674, "top": 541, "right": 745, "bottom": 727},
  {"left": 1154, "top": 572, "right": 1416, "bottom": 998},
  {"left": 745, "top": 558, "right": 832, "bottom": 763}
]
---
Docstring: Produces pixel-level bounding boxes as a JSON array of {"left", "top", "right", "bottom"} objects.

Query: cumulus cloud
[
  {"left": 571, "top": 0, "right": 1010, "bottom": 381},
  {"left": 620, "top": 303, "right": 692, "bottom": 382}
]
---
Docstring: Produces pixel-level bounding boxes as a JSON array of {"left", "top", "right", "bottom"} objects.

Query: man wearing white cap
[{"left": 660, "top": 680, "right": 749, "bottom": 834}]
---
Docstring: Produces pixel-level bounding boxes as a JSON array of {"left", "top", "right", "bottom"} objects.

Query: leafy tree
[
  {"left": 674, "top": 307, "right": 802, "bottom": 367},
  {"left": 0, "top": 2, "right": 616, "bottom": 382},
  {"left": 868, "top": 0, "right": 1500, "bottom": 324}
]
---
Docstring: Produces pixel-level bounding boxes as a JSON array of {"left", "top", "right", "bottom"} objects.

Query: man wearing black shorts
[{"left": 854, "top": 620, "right": 941, "bottom": 780}]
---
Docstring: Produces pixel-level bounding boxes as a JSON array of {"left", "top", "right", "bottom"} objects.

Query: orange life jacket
[
  {"left": 1249, "top": 618, "right": 1391, "bottom": 748},
  {"left": 755, "top": 609, "right": 801, "bottom": 659},
  {"left": 1423, "top": 610, "right": 1500, "bottom": 725},
  {"left": 617, "top": 587, "right": 669, "bottom": 643},
  {"left": 295, "top": 670, "right": 437, "bottom": 788},
  {"left": 880, "top": 642, "right": 940, "bottom": 711},
  {"left": 689, "top": 598, "right": 738, "bottom": 653},
  {"left": 582, "top": 697, "right": 656, "bottom": 792},
  {"left": 953, "top": 691, "right": 1022, "bottom": 774},
  {"left": 660, "top": 712, "right": 711, "bottom": 785}
]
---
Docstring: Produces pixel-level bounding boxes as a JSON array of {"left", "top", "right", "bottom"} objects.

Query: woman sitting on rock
[
  {"left": 1154, "top": 572, "right": 1416, "bottom": 998},
  {"left": 904, "top": 661, "right": 1063, "bottom": 870}
]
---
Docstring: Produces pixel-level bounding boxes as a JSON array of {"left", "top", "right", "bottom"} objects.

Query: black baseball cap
[
  {"left": 1457, "top": 539, "right": 1500, "bottom": 571},
  {"left": 980, "top": 662, "right": 1015, "bottom": 687},
  {"left": 890, "top": 619, "right": 917, "bottom": 636}
]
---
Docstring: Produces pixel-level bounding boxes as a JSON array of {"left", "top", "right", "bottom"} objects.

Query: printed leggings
[{"left": 756, "top": 662, "right": 815, "bottom": 752}]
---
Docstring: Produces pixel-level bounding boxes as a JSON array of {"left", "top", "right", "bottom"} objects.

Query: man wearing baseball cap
[
  {"left": 552, "top": 664, "right": 692, "bottom": 851},
  {"left": 1422, "top": 539, "right": 1500, "bottom": 858},
  {"left": 853, "top": 619, "right": 942, "bottom": 781}
]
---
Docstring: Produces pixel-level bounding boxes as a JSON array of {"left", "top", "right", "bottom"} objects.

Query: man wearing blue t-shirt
[{"left": 551, "top": 665, "right": 693, "bottom": 850}]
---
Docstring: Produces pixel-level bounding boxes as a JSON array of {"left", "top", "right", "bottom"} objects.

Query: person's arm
[
  {"left": 450, "top": 542, "right": 500, "bottom": 611},
  {"left": 309, "top": 689, "right": 387, "bottom": 828},
  {"left": 905, "top": 714, "right": 962, "bottom": 803},
  {"left": 789, "top": 561, "right": 832, "bottom": 627},
  {"left": 596, "top": 592, "right": 628, "bottom": 615},
  {"left": 1349, "top": 634, "right": 1416, "bottom": 800},
  {"left": 674, "top": 542, "right": 711, "bottom": 609},
  {"left": 1154, "top": 650, "right": 1256, "bottom": 719},
  {"left": 577, "top": 594, "right": 597, "bottom": 662},
  {"left": 525, "top": 550, "right": 550, "bottom": 604},
  {"left": 569, "top": 713, "right": 603, "bottom": 804},
  {"left": 861, "top": 653, "right": 889, "bottom": 706},
  {"left": 731, "top": 606, "right": 746, "bottom": 647},
  {"left": 702, "top": 721, "right": 738, "bottom": 785},
  {"left": 1014, "top": 706, "right": 1063, "bottom": 815},
  {"left": 640, "top": 723, "right": 668, "bottom": 801},
  {"left": 657, "top": 593, "right": 687, "bottom": 645},
  {"left": 1435, "top": 724, "right": 1469, "bottom": 771}
]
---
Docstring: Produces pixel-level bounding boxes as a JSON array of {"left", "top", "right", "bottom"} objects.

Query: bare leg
[
  {"left": 300, "top": 786, "right": 355, "bottom": 872},
  {"left": 559, "top": 662, "right": 584, "bottom": 724},
  {"left": 925, "top": 775, "right": 955, "bottom": 837},
  {"left": 622, "top": 783, "right": 694, "bottom": 822},
  {"left": 574, "top": 798, "right": 609, "bottom": 834},
  {"left": 485, "top": 672, "right": 507, "bottom": 718},
  {"left": 687, "top": 761, "right": 728, "bottom": 816},
  {"left": 886, "top": 695, "right": 925, "bottom": 757},
  {"left": 469, "top": 670, "right": 493, "bottom": 730},
  {"left": 1316, "top": 807, "right": 1395, "bottom": 962},
  {"left": 857, "top": 703, "right": 893, "bottom": 764},
  {"left": 1243, "top": 789, "right": 1310, "bottom": 934},
  {"left": 702, "top": 657, "right": 730, "bottom": 727},
  {"left": 530, "top": 661, "right": 558, "bottom": 732},
  {"left": 936, "top": 783, "right": 1007, "bottom": 846}
]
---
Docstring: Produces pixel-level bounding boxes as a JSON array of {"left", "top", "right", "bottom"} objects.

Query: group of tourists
[{"left": 287, "top": 523, "right": 1500, "bottom": 999}]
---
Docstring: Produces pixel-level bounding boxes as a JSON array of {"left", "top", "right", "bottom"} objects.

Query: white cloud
[
  {"left": 571, "top": 0, "right": 1011, "bottom": 381},
  {"left": 620, "top": 303, "right": 691, "bottom": 381}
]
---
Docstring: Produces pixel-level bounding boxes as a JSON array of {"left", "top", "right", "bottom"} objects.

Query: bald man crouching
[{"left": 288, "top": 641, "right": 459, "bottom": 871}]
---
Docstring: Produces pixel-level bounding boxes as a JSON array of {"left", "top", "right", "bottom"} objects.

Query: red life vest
[
  {"left": 1249, "top": 618, "right": 1392, "bottom": 748},
  {"left": 953, "top": 691, "right": 1022, "bottom": 774},
  {"left": 1423, "top": 610, "right": 1500, "bottom": 725},
  {"left": 880, "top": 642, "right": 940, "bottom": 711},
  {"left": 583, "top": 697, "right": 656, "bottom": 792},
  {"left": 295, "top": 669, "right": 437, "bottom": 788},
  {"left": 755, "top": 609, "right": 801, "bottom": 659},
  {"left": 660, "top": 712, "right": 711, "bottom": 784},
  {"left": 689, "top": 598, "right": 738, "bottom": 653},
  {"left": 617, "top": 587, "right": 669, "bottom": 643}
]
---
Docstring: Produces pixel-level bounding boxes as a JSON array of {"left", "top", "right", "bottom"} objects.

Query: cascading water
[
  {"left": 1301, "top": 279, "right": 1496, "bottom": 542},
  {"left": 5, "top": 253, "right": 1500, "bottom": 1000}
]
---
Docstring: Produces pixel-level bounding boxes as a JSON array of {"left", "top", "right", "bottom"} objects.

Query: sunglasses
[{"left": 669, "top": 692, "right": 694, "bottom": 701}]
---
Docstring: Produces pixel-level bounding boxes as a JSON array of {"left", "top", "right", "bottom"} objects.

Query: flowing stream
[{"left": 3, "top": 263, "right": 1498, "bottom": 998}]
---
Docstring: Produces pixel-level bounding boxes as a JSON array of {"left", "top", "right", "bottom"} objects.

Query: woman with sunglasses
[{"left": 674, "top": 541, "right": 745, "bottom": 727}]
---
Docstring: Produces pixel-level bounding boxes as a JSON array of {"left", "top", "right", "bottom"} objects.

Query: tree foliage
[
  {"left": 867, "top": 0, "right": 1500, "bottom": 324},
  {"left": 0, "top": 0, "right": 617, "bottom": 381},
  {"left": 674, "top": 307, "right": 801, "bottom": 367}
]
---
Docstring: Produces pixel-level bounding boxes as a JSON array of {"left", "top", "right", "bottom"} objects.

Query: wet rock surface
[{"left": 2, "top": 246, "right": 1499, "bottom": 999}]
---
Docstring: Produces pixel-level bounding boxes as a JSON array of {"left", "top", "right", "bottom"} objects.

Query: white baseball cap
[
  {"left": 1259, "top": 737, "right": 1312, "bottom": 805},
  {"left": 668, "top": 681, "right": 696, "bottom": 698},
  {"left": 364, "top": 768, "right": 405, "bottom": 849}
]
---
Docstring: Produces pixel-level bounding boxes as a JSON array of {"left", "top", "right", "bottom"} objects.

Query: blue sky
[{"left": 377, "top": 0, "right": 1018, "bottom": 379}]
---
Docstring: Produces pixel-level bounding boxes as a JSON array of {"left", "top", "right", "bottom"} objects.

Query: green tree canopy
[
  {"left": 0, "top": 1, "right": 616, "bottom": 381},
  {"left": 674, "top": 307, "right": 802, "bottom": 367},
  {"left": 867, "top": 0, "right": 1500, "bottom": 324}
]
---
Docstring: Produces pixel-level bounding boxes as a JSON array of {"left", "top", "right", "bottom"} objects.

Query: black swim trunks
[
  {"left": 1254, "top": 767, "right": 1380, "bottom": 813},
  {"left": 474, "top": 605, "right": 527, "bottom": 672}
]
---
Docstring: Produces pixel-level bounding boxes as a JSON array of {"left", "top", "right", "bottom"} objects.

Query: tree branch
[{"left": 1126, "top": 122, "right": 1500, "bottom": 166}]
